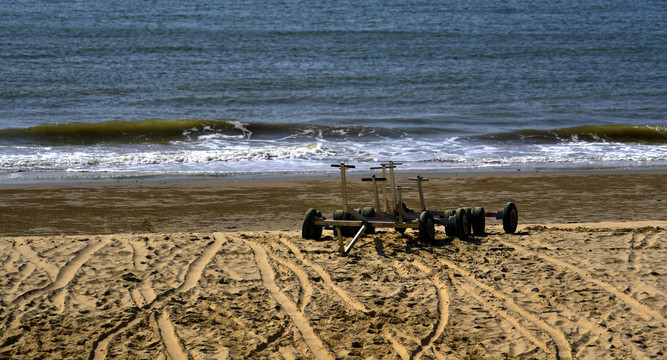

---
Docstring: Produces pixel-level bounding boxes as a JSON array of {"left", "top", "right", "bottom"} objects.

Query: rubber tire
[
  {"left": 362, "top": 207, "right": 376, "bottom": 234},
  {"left": 333, "top": 210, "right": 345, "bottom": 221},
  {"left": 502, "top": 202, "right": 518, "bottom": 234},
  {"left": 444, "top": 209, "right": 456, "bottom": 237},
  {"left": 401, "top": 202, "right": 414, "bottom": 214},
  {"left": 418, "top": 211, "right": 436, "bottom": 243},
  {"left": 361, "top": 207, "right": 375, "bottom": 217},
  {"left": 333, "top": 210, "right": 355, "bottom": 237},
  {"left": 302, "top": 208, "right": 323, "bottom": 240},
  {"left": 472, "top": 207, "right": 486, "bottom": 235},
  {"left": 392, "top": 209, "right": 407, "bottom": 234},
  {"left": 455, "top": 208, "right": 470, "bottom": 241},
  {"left": 465, "top": 207, "right": 473, "bottom": 234}
]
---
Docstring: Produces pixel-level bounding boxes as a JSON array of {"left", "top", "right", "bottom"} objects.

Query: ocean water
[{"left": 1, "top": 0, "right": 665, "bottom": 181}]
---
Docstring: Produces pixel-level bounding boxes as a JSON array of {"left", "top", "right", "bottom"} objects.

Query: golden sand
[{"left": 1, "top": 171, "right": 665, "bottom": 359}]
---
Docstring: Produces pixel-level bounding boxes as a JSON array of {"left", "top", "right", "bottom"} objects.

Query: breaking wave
[
  {"left": 0, "top": 118, "right": 406, "bottom": 145},
  {"left": 476, "top": 124, "right": 667, "bottom": 144}
]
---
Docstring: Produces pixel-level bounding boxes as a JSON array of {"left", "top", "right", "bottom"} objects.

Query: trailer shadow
[{"left": 314, "top": 229, "right": 501, "bottom": 257}]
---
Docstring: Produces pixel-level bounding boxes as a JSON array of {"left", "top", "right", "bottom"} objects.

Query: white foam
[{"left": 1, "top": 137, "right": 665, "bottom": 178}]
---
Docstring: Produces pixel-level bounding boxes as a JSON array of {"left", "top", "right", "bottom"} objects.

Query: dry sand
[{"left": 0, "top": 171, "right": 665, "bottom": 359}]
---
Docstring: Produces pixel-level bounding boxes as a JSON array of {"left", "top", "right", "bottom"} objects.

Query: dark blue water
[{"left": 1, "top": 0, "right": 665, "bottom": 179}]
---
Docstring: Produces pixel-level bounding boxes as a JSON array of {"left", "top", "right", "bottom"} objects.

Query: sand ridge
[{"left": 0, "top": 222, "right": 665, "bottom": 359}]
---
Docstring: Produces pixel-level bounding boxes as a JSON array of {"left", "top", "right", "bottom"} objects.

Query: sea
[{"left": 1, "top": 0, "right": 665, "bottom": 182}]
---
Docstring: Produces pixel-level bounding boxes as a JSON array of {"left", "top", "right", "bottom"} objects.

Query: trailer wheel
[
  {"left": 391, "top": 209, "right": 407, "bottom": 233},
  {"left": 362, "top": 207, "right": 376, "bottom": 234},
  {"left": 444, "top": 209, "right": 456, "bottom": 237},
  {"left": 302, "top": 208, "right": 323, "bottom": 240},
  {"left": 333, "top": 210, "right": 358, "bottom": 237},
  {"left": 455, "top": 208, "right": 470, "bottom": 240},
  {"left": 472, "top": 207, "right": 486, "bottom": 235},
  {"left": 418, "top": 211, "right": 436, "bottom": 243},
  {"left": 465, "top": 207, "right": 473, "bottom": 234},
  {"left": 502, "top": 202, "right": 518, "bottom": 234}
]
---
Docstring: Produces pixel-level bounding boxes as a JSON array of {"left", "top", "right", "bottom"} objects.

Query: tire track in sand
[
  {"left": 2, "top": 247, "right": 20, "bottom": 273},
  {"left": 156, "top": 309, "right": 189, "bottom": 360},
  {"left": 567, "top": 240, "right": 667, "bottom": 301},
  {"left": 248, "top": 241, "right": 332, "bottom": 360},
  {"left": 0, "top": 253, "right": 37, "bottom": 302},
  {"left": 13, "top": 240, "right": 74, "bottom": 314},
  {"left": 521, "top": 285, "right": 650, "bottom": 360},
  {"left": 498, "top": 238, "right": 667, "bottom": 325},
  {"left": 178, "top": 235, "right": 225, "bottom": 294},
  {"left": 92, "top": 235, "right": 225, "bottom": 360},
  {"left": 384, "top": 260, "right": 426, "bottom": 359},
  {"left": 262, "top": 239, "right": 315, "bottom": 312},
  {"left": 11, "top": 236, "right": 112, "bottom": 305},
  {"left": 269, "top": 253, "right": 314, "bottom": 312},
  {"left": 461, "top": 238, "right": 650, "bottom": 359},
  {"left": 411, "top": 259, "right": 450, "bottom": 359},
  {"left": 120, "top": 239, "right": 148, "bottom": 308},
  {"left": 278, "top": 236, "right": 368, "bottom": 313},
  {"left": 439, "top": 257, "right": 572, "bottom": 360},
  {"left": 13, "top": 241, "right": 59, "bottom": 283},
  {"left": 91, "top": 315, "right": 145, "bottom": 360},
  {"left": 446, "top": 271, "right": 548, "bottom": 355},
  {"left": 382, "top": 329, "right": 411, "bottom": 360},
  {"left": 154, "top": 235, "right": 226, "bottom": 359},
  {"left": 127, "top": 238, "right": 157, "bottom": 304},
  {"left": 386, "top": 259, "right": 449, "bottom": 360}
]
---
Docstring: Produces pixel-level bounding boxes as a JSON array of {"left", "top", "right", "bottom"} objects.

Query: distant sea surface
[{"left": 1, "top": 0, "right": 665, "bottom": 181}]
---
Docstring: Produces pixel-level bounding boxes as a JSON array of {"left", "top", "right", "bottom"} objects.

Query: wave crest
[
  {"left": 477, "top": 124, "right": 667, "bottom": 144},
  {"left": 0, "top": 118, "right": 242, "bottom": 144},
  {"left": 0, "top": 118, "right": 406, "bottom": 145}
]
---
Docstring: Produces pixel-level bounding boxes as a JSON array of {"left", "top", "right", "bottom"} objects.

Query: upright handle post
[
  {"left": 409, "top": 175, "right": 429, "bottom": 211},
  {"left": 373, "top": 161, "right": 402, "bottom": 214},
  {"left": 331, "top": 163, "right": 355, "bottom": 211},
  {"left": 388, "top": 161, "right": 400, "bottom": 214},
  {"left": 362, "top": 175, "right": 386, "bottom": 211}
]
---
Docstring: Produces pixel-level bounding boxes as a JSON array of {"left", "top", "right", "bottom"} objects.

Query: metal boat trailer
[{"left": 302, "top": 162, "right": 518, "bottom": 254}]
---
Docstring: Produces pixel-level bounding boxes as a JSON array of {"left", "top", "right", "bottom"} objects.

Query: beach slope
[{"left": 0, "top": 172, "right": 665, "bottom": 359}]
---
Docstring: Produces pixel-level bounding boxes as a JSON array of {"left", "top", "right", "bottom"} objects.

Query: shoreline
[
  {"left": 1, "top": 170, "right": 665, "bottom": 359},
  {"left": 2, "top": 164, "right": 667, "bottom": 186}
]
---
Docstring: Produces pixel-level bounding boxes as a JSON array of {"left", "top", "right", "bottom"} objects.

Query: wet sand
[{"left": 0, "top": 170, "right": 665, "bottom": 236}]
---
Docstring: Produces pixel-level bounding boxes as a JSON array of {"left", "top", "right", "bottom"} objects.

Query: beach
[
  {"left": 0, "top": 171, "right": 665, "bottom": 359},
  {"left": 2, "top": 0, "right": 666, "bottom": 358}
]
